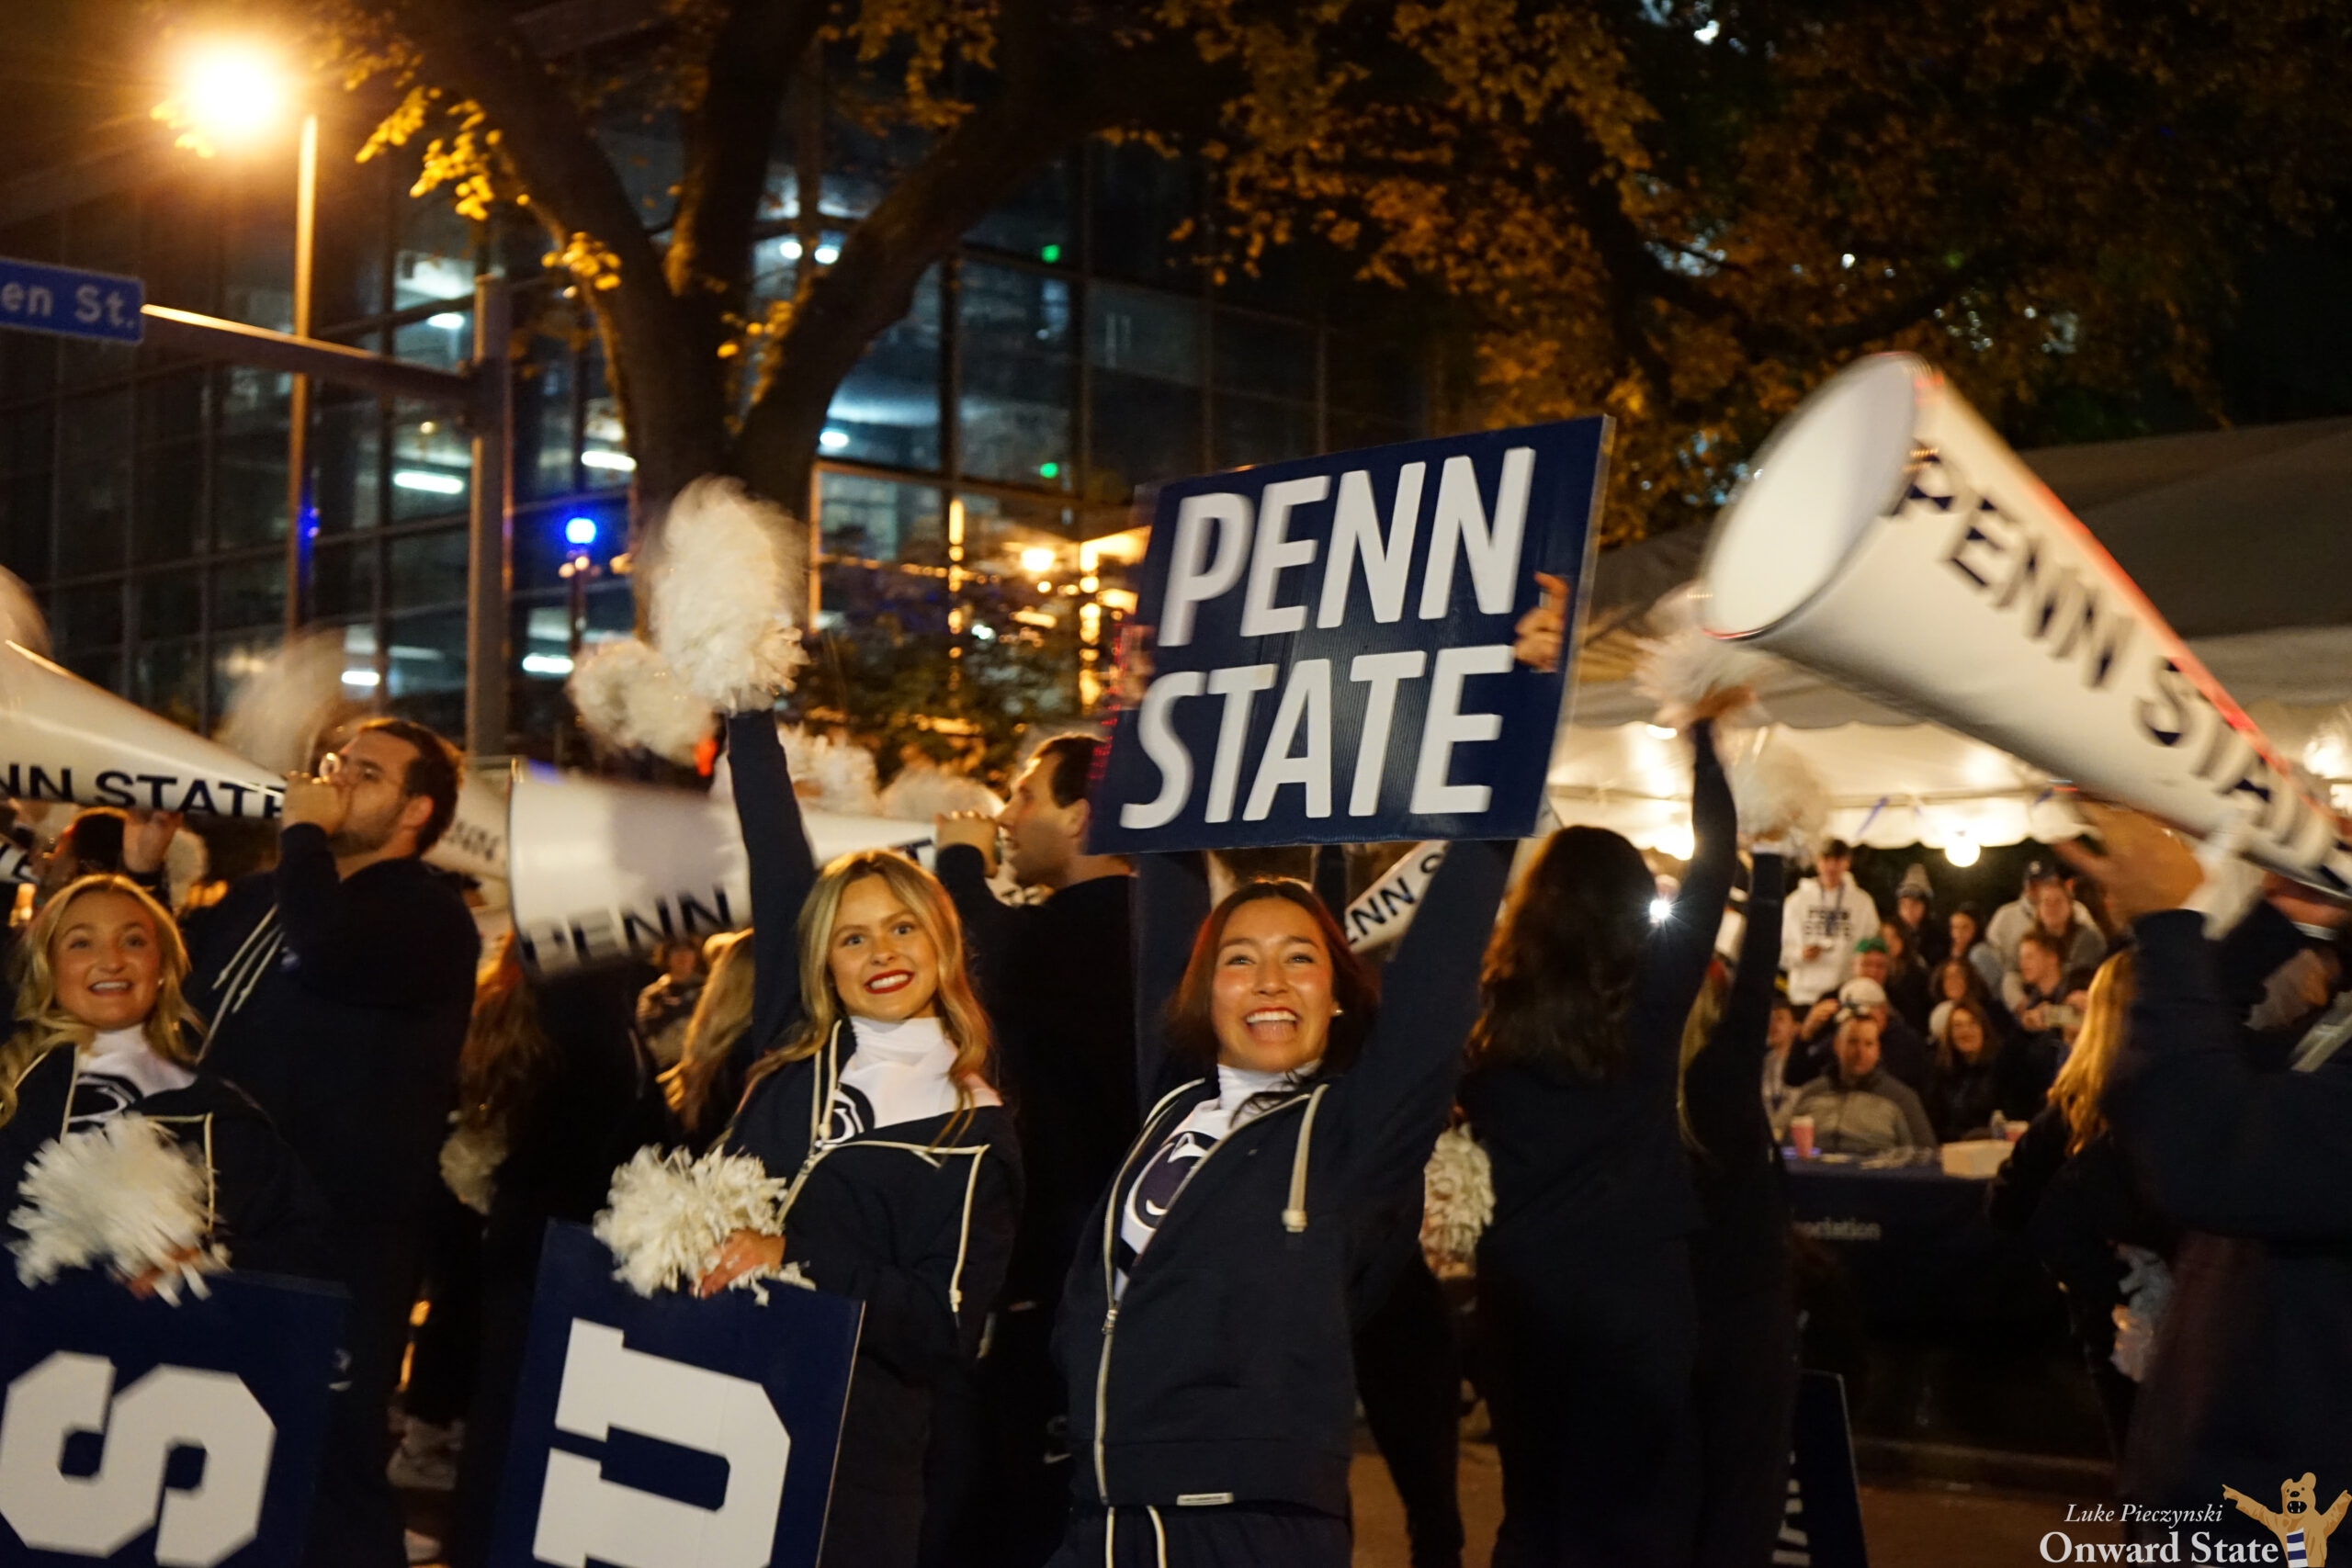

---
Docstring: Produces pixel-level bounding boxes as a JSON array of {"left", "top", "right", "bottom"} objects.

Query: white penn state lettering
[
  {"left": 532, "top": 1321, "right": 789, "bottom": 1568},
  {"left": 0, "top": 1352, "right": 275, "bottom": 1566}
]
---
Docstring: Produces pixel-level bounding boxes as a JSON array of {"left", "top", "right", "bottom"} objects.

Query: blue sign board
[
  {"left": 0, "top": 1268, "right": 345, "bottom": 1568},
  {"left": 0, "top": 257, "right": 145, "bottom": 346},
  {"left": 490, "top": 1223, "right": 864, "bottom": 1568},
  {"left": 1091, "top": 419, "right": 1607, "bottom": 852}
]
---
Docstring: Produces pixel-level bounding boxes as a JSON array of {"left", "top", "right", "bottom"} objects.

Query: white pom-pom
[
  {"left": 879, "top": 761, "right": 1003, "bottom": 824},
  {"left": 162, "top": 828, "right": 209, "bottom": 908},
  {"left": 439, "top": 1122, "right": 507, "bottom": 1217},
  {"left": 1634, "top": 584, "right": 1768, "bottom": 728},
  {"left": 219, "top": 630, "right": 358, "bottom": 775},
  {"left": 10, "top": 1117, "right": 222, "bottom": 1301},
  {"left": 649, "top": 477, "right": 809, "bottom": 714},
  {"left": 0, "top": 567, "right": 51, "bottom": 657},
  {"left": 1727, "top": 736, "right": 1826, "bottom": 847},
  {"left": 1419, "top": 1126, "right": 1494, "bottom": 1277},
  {"left": 593, "top": 1145, "right": 807, "bottom": 1300},
  {"left": 566, "top": 637, "right": 715, "bottom": 764},
  {"left": 782, "top": 726, "right": 884, "bottom": 816}
]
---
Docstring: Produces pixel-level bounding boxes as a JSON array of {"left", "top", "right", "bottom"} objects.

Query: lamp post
[{"left": 165, "top": 45, "right": 317, "bottom": 640}]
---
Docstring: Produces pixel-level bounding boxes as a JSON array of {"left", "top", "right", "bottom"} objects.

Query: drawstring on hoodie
[
  {"left": 1102, "top": 1506, "right": 1170, "bottom": 1568},
  {"left": 211, "top": 907, "right": 284, "bottom": 1023},
  {"left": 1282, "top": 1084, "right": 1329, "bottom": 1233}
]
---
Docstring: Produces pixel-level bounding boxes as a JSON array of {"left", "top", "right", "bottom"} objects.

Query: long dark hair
[
  {"left": 1165, "top": 880, "right": 1379, "bottom": 1079},
  {"left": 1470, "top": 825, "right": 1657, "bottom": 1080}
]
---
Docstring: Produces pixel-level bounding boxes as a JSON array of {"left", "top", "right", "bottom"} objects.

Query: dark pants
[
  {"left": 304, "top": 1225, "right": 424, "bottom": 1568},
  {"left": 1354, "top": 1254, "right": 1465, "bottom": 1568},
  {"left": 402, "top": 1188, "right": 485, "bottom": 1427},
  {"left": 1690, "top": 1273, "right": 1799, "bottom": 1567},
  {"left": 1048, "top": 1504, "right": 1350, "bottom": 1568},
  {"left": 920, "top": 1302, "right": 1070, "bottom": 1568},
  {"left": 1482, "top": 1235, "right": 1699, "bottom": 1568},
  {"left": 446, "top": 1267, "right": 536, "bottom": 1568}
]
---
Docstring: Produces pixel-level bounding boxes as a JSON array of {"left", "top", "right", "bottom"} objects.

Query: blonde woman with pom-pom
[
  {"left": 0, "top": 875, "right": 327, "bottom": 1288},
  {"left": 693, "top": 713, "right": 1020, "bottom": 1568}
]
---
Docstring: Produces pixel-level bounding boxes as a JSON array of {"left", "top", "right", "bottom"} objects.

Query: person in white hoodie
[{"left": 1780, "top": 840, "right": 1880, "bottom": 1007}]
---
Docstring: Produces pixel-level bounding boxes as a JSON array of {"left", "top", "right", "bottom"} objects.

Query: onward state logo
[
  {"left": 2038, "top": 1474, "right": 2348, "bottom": 1563},
  {"left": 0, "top": 1351, "right": 274, "bottom": 1565}
]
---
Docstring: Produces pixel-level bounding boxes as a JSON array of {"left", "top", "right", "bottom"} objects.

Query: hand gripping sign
[
  {"left": 0, "top": 644, "right": 284, "bottom": 821},
  {"left": 0, "top": 1268, "right": 344, "bottom": 1568},
  {"left": 1091, "top": 422, "right": 1608, "bottom": 853},
  {"left": 489, "top": 1224, "right": 862, "bottom": 1568},
  {"left": 1699, "top": 353, "right": 2352, "bottom": 891}
]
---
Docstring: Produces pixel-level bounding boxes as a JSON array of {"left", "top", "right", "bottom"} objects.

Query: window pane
[
  {"left": 1329, "top": 330, "right": 1425, "bottom": 425},
  {"left": 817, "top": 473, "right": 941, "bottom": 568},
  {"left": 581, "top": 347, "right": 628, "bottom": 488},
  {"left": 1, "top": 332, "right": 56, "bottom": 401},
  {"left": 141, "top": 180, "right": 219, "bottom": 317},
  {"left": 967, "top": 156, "right": 1074, "bottom": 261},
  {"left": 312, "top": 538, "right": 376, "bottom": 620},
  {"left": 215, "top": 429, "right": 288, "bottom": 547},
  {"left": 134, "top": 638, "right": 205, "bottom": 732},
  {"left": 394, "top": 310, "right": 472, "bottom": 373},
  {"left": 517, "top": 327, "right": 579, "bottom": 502},
  {"left": 1089, "top": 374, "right": 1200, "bottom": 500},
  {"left": 312, "top": 393, "right": 383, "bottom": 536},
  {"left": 824, "top": 266, "right": 942, "bottom": 471},
  {"left": 212, "top": 557, "right": 286, "bottom": 632},
  {"left": 220, "top": 365, "right": 290, "bottom": 435},
  {"left": 388, "top": 527, "right": 469, "bottom": 610},
  {"left": 1090, "top": 283, "right": 1203, "bottom": 386},
  {"left": 210, "top": 632, "right": 282, "bottom": 721},
  {"left": 224, "top": 187, "right": 296, "bottom": 333},
  {"left": 139, "top": 371, "right": 210, "bottom": 446},
  {"left": 958, "top": 263, "right": 1072, "bottom": 488},
  {"left": 1213, "top": 392, "right": 1316, "bottom": 471},
  {"left": 0, "top": 476, "right": 51, "bottom": 582},
  {"left": 56, "top": 461, "right": 129, "bottom": 577},
  {"left": 138, "top": 569, "right": 201, "bottom": 640},
  {"left": 388, "top": 405, "right": 469, "bottom": 521},
  {"left": 64, "top": 197, "right": 136, "bottom": 276},
  {"left": 1213, "top": 311, "right": 1314, "bottom": 401},
  {"left": 1091, "top": 141, "right": 1199, "bottom": 288},
  {"left": 391, "top": 160, "right": 475, "bottom": 312},
  {"left": 53, "top": 581, "right": 124, "bottom": 653},
  {"left": 384, "top": 607, "right": 468, "bottom": 736},
  {"left": 134, "top": 443, "right": 204, "bottom": 561},
  {"left": 1, "top": 409, "right": 53, "bottom": 478}
]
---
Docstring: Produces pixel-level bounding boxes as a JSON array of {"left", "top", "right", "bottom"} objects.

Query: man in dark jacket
[
  {"left": 168, "top": 718, "right": 481, "bottom": 1568},
  {"left": 2061, "top": 806, "right": 2352, "bottom": 1542},
  {"left": 933, "top": 733, "right": 1134, "bottom": 1567}
]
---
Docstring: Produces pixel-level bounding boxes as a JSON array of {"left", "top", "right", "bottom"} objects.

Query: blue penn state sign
[
  {"left": 0, "top": 1269, "right": 345, "bottom": 1567},
  {"left": 489, "top": 1224, "right": 862, "bottom": 1568},
  {"left": 1092, "top": 420, "right": 1607, "bottom": 852}
]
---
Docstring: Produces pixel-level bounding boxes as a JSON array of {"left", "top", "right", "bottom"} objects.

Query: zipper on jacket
[{"left": 1092, "top": 1300, "right": 1119, "bottom": 1496}]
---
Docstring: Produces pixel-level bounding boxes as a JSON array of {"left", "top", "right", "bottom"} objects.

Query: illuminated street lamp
[{"left": 164, "top": 42, "right": 318, "bottom": 641}]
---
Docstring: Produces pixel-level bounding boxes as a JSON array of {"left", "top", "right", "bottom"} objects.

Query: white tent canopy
[{"left": 1550, "top": 419, "right": 2352, "bottom": 852}]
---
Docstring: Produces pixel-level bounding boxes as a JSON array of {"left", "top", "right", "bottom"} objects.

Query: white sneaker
[
  {"left": 403, "top": 1529, "right": 442, "bottom": 1565},
  {"left": 388, "top": 1417, "right": 462, "bottom": 1491}
]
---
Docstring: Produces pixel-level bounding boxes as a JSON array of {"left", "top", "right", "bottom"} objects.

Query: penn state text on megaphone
[
  {"left": 1091, "top": 422, "right": 1606, "bottom": 854},
  {"left": 504, "top": 764, "right": 933, "bottom": 975},
  {"left": 0, "top": 642, "right": 285, "bottom": 819},
  {"left": 1698, "top": 353, "right": 2352, "bottom": 893}
]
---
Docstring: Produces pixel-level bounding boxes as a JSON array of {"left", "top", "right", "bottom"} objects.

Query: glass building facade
[{"left": 0, "top": 94, "right": 1430, "bottom": 753}]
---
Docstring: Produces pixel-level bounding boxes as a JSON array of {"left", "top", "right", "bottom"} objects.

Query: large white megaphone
[
  {"left": 0, "top": 642, "right": 285, "bottom": 820},
  {"left": 1700, "top": 353, "right": 2352, "bottom": 892},
  {"left": 504, "top": 766, "right": 937, "bottom": 974}
]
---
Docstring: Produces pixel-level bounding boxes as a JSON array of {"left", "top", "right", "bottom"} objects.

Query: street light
[{"left": 164, "top": 42, "right": 316, "bottom": 641}]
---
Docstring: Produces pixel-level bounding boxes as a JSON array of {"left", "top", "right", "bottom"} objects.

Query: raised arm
[
  {"left": 725, "top": 713, "right": 818, "bottom": 1059},
  {"left": 2106, "top": 910, "right": 2352, "bottom": 1240},
  {"left": 1657, "top": 720, "right": 1737, "bottom": 993},
  {"left": 1683, "top": 852, "right": 1785, "bottom": 1162},
  {"left": 1132, "top": 852, "right": 1212, "bottom": 1111},
  {"left": 935, "top": 843, "right": 1013, "bottom": 1007},
  {"left": 1332, "top": 836, "right": 1516, "bottom": 1197}
]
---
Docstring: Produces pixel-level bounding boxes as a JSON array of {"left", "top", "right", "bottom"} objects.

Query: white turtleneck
[
  {"left": 1115, "top": 1059, "right": 1321, "bottom": 1293},
  {"left": 824, "top": 1014, "right": 1000, "bottom": 1145},
  {"left": 67, "top": 1025, "right": 195, "bottom": 1133}
]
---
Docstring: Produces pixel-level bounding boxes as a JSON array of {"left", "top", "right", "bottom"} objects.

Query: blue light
[{"left": 564, "top": 516, "right": 598, "bottom": 547}]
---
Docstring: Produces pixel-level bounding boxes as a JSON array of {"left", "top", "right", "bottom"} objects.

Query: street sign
[{"left": 0, "top": 256, "right": 144, "bottom": 346}]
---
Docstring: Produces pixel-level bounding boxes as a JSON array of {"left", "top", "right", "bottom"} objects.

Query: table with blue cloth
[{"left": 1785, "top": 1156, "right": 2058, "bottom": 1328}]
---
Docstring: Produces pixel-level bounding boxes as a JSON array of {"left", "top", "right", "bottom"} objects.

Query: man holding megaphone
[{"left": 137, "top": 717, "right": 481, "bottom": 1568}]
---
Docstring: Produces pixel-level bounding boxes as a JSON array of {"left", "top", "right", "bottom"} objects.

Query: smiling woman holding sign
[{"left": 0, "top": 876, "right": 325, "bottom": 1291}]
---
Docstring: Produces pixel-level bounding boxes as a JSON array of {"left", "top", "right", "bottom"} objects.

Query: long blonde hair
[
  {"left": 662, "top": 929, "right": 758, "bottom": 1131},
  {"left": 1675, "top": 962, "right": 1727, "bottom": 1154},
  {"left": 2048, "top": 948, "right": 2134, "bottom": 1154},
  {"left": 2, "top": 875, "right": 202, "bottom": 1128},
  {"left": 456, "top": 933, "right": 552, "bottom": 1141},
  {"left": 745, "top": 851, "right": 994, "bottom": 1140}
]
